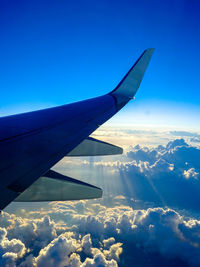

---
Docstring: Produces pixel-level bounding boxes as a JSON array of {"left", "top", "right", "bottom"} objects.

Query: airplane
[{"left": 0, "top": 48, "right": 154, "bottom": 210}]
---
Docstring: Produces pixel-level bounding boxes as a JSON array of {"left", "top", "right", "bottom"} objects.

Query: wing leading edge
[{"left": 0, "top": 48, "right": 154, "bottom": 209}]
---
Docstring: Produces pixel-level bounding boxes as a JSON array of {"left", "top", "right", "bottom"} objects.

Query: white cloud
[
  {"left": 34, "top": 233, "right": 79, "bottom": 267},
  {"left": 2, "top": 195, "right": 200, "bottom": 266},
  {"left": 103, "top": 243, "right": 123, "bottom": 262},
  {"left": 0, "top": 226, "right": 26, "bottom": 267},
  {"left": 82, "top": 234, "right": 92, "bottom": 255},
  {"left": 82, "top": 252, "right": 118, "bottom": 267},
  {"left": 183, "top": 168, "right": 198, "bottom": 179},
  {"left": 103, "top": 237, "right": 115, "bottom": 249}
]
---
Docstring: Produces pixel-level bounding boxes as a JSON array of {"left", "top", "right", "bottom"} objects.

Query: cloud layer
[
  {"left": 2, "top": 135, "right": 200, "bottom": 266},
  {"left": 2, "top": 197, "right": 200, "bottom": 266},
  {"left": 60, "top": 138, "right": 200, "bottom": 211}
]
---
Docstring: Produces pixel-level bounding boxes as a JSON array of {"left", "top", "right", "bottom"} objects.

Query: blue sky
[{"left": 1, "top": 0, "right": 200, "bottom": 128}]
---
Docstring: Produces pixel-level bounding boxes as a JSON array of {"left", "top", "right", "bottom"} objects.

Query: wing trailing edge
[
  {"left": 14, "top": 170, "right": 102, "bottom": 202},
  {"left": 67, "top": 137, "right": 123, "bottom": 157}
]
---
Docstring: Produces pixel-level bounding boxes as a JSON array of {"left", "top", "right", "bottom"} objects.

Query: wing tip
[
  {"left": 143, "top": 48, "right": 155, "bottom": 59},
  {"left": 110, "top": 48, "right": 155, "bottom": 110},
  {"left": 145, "top": 47, "right": 155, "bottom": 52}
]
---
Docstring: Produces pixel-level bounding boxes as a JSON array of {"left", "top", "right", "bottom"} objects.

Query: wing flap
[
  {"left": 67, "top": 137, "right": 123, "bottom": 157},
  {"left": 14, "top": 170, "right": 102, "bottom": 202}
]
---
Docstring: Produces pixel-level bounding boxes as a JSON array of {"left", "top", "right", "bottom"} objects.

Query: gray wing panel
[
  {"left": 14, "top": 170, "right": 102, "bottom": 201},
  {"left": 67, "top": 137, "right": 123, "bottom": 156}
]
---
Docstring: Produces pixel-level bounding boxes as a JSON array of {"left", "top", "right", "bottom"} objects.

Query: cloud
[
  {"left": 165, "top": 138, "right": 189, "bottom": 150},
  {"left": 169, "top": 131, "right": 200, "bottom": 138},
  {"left": 127, "top": 146, "right": 158, "bottom": 164},
  {"left": 183, "top": 168, "right": 198, "bottom": 179},
  {"left": 190, "top": 137, "right": 200, "bottom": 143},
  {"left": 82, "top": 252, "right": 118, "bottom": 267},
  {"left": 103, "top": 243, "right": 123, "bottom": 262},
  {"left": 34, "top": 233, "right": 79, "bottom": 267},
  {"left": 0, "top": 204, "right": 123, "bottom": 266},
  {"left": 2, "top": 197, "right": 200, "bottom": 266},
  {"left": 82, "top": 234, "right": 92, "bottom": 255},
  {"left": 0, "top": 226, "right": 26, "bottom": 267},
  {"left": 95, "top": 138, "right": 200, "bottom": 211},
  {"left": 103, "top": 238, "right": 115, "bottom": 249}
]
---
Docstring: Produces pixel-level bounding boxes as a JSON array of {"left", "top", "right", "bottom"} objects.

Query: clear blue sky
[{"left": 1, "top": 0, "right": 200, "bottom": 128}]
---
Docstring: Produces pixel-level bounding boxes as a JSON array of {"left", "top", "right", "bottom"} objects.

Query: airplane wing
[{"left": 0, "top": 48, "right": 154, "bottom": 210}]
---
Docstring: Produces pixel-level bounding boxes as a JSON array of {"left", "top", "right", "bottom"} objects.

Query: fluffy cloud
[
  {"left": 0, "top": 226, "right": 26, "bottom": 267},
  {"left": 34, "top": 233, "right": 79, "bottom": 267},
  {"left": 82, "top": 252, "right": 118, "bottom": 267},
  {"left": 0, "top": 205, "right": 123, "bottom": 266},
  {"left": 114, "top": 139, "right": 200, "bottom": 210},
  {"left": 2, "top": 197, "right": 200, "bottom": 266},
  {"left": 103, "top": 243, "right": 122, "bottom": 262},
  {"left": 169, "top": 131, "right": 200, "bottom": 138},
  {"left": 183, "top": 168, "right": 198, "bottom": 179}
]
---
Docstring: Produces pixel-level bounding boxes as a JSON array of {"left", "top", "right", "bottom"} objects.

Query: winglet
[{"left": 110, "top": 48, "right": 154, "bottom": 109}]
